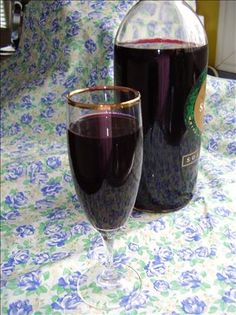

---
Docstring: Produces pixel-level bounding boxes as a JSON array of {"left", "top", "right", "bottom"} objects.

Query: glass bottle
[{"left": 114, "top": 0, "right": 208, "bottom": 212}]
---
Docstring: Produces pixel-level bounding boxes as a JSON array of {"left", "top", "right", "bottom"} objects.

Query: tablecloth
[{"left": 1, "top": 1, "right": 236, "bottom": 314}]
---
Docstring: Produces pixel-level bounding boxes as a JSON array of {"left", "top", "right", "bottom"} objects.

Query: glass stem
[
  {"left": 98, "top": 231, "right": 121, "bottom": 284},
  {"left": 101, "top": 231, "right": 115, "bottom": 270}
]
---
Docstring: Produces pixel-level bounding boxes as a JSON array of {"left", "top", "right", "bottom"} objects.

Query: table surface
[{"left": 1, "top": 1, "right": 236, "bottom": 314}]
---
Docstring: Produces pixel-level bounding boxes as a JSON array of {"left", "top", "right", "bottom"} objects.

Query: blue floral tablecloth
[{"left": 1, "top": 1, "right": 236, "bottom": 314}]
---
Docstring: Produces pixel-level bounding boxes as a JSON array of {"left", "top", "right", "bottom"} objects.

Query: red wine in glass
[{"left": 68, "top": 112, "right": 142, "bottom": 230}]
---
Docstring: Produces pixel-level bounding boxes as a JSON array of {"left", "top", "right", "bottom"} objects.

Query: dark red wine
[
  {"left": 114, "top": 41, "right": 208, "bottom": 211},
  {"left": 67, "top": 113, "right": 142, "bottom": 229}
]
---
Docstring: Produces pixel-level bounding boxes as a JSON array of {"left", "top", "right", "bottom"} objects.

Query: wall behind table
[{"left": 196, "top": 0, "right": 219, "bottom": 67}]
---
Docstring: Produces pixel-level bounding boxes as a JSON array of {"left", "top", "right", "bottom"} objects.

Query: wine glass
[{"left": 66, "top": 86, "right": 143, "bottom": 310}]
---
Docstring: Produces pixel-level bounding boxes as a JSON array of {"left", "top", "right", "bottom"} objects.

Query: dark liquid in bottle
[
  {"left": 114, "top": 41, "right": 208, "bottom": 211},
  {"left": 67, "top": 113, "right": 142, "bottom": 229}
]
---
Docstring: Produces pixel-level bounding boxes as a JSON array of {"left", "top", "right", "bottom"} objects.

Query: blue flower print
[
  {"left": 224, "top": 228, "right": 236, "bottom": 240},
  {"left": 56, "top": 123, "right": 66, "bottom": 136},
  {"left": 9, "top": 62, "right": 17, "bottom": 70},
  {"left": 177, "top": 248, "right": 194, "bottom": 261},
  {"left": 35, "top": 199, "right": 54, "bottom": 210},
  {"left": 27, "top": 161, "right": 47, "bottom": 184},
  {"left": 71, "top": 194, "right": 79, "bottom": 203},
  {"left": 5, "top": 163, "right": 24, "bottom": 180},
  {"left": 66, "top": 10, "right": 81, "bottom": 22},
  {"left": 102, "top": 34, "right": 113, "bottom": 49},
  {"left": 203, "top": 114, "right": 213, "bottom": 124},
  {"left": 0, "top": 126, "right": 5, "bottom": 138},
  {"left": 70, "top": 221, "right": 91, "bottom": 236},
  {"left": 62, "top": 45, "right": 71, "bottom": 56},
  {"left": 47, "top": 231, "right": 69, "bottom": 247},
  {"left": 10, "top": 250, "right": 30, "bottom": 265},
  {"left": 20, "top": 95, "right": 32, "bottom": 109},
  {"left": 8, "top": 102, "right": 17, "bottom": 111},
  {"left": 5, "top": 192, "right": 28, "bottom": 209},
  {"left": 17, "top": 142, "right": 34, "bottom": 152},
  {"left": 88, "top": 10, "right": 103, "bottom": 19},
  {"left": 105, "top": 46, "right": 113, "bottom": 61},
  {"left": 156, "top": 247, "right": 173, "bottom": 262},
  {"left": 63, "top": 173, "right": 72, "bottom": 182},
  {"left": 100, "top": 66, "right": 108, "bottom": 79},
  {"left": 175, "top": 215, "right": 190, "bottom": 229},
  {"left": 90, "top": 0, "right": 105, "bottom": 10},
  {"left": 212, "top": 191, "right": 226, "bottom": 201},
  {"left": 1, "top": 261, "right": 15, "bottom": 276},
  {"left": 51, "top": 252, "right": 71, "bottom": 262},
  {"left": 181, "top": 296, "right": 206, "bottom": 314},
  {"left": 8, "top": 299, "right": 33, "bottom": 315},
  {"left": 33, "top": 78, "right": 44, "bottom": 87},
  {"left": 18, "top": 270, "right": 41, "bottom": 291},
  {"left": 99, "top": 17, "right": 114, "bottom": 31},
  {"left": 64, "top": 75, "right": 78, "bottom": 88},
  {"left": 214, "top": 206, "right": 230, "bottom": 217},
  {"left": 27, "top": 161, "right": 43, "bottom": 178},
  {"left": 85, "top": 39, "right": 97, "bottom": 54},
  {"left": 51, "top": 0, "right": 71, "bottom": 11},
  {"left": 222, "top": 288, "right": 236, "bottom": 303},
  {"left": 58, "top": 271, "right": 87, "bottom": 291},
  {"left": 41, "top": 182, "right": 62, "bottom": 197},
  {"left": 51, "top": 293, "right": 82, "bottom": 310},
  {"left": 46, "top": 156, "right": 61, "bottom": 169},
  {"left": 198, "top": 214, "right": 217, "bottom": 231},
  {"left": 179, "top": 270, "right": 201, "bottom": 288},
  {"left": 52, "top": 38, "right": 60, "bottom": 49},
  {"left": 9, "top": 123, "right": 21, "bottom": 135},
  {"left": 119, "top": 289, "right": 149, "bottom": 311},
  {"left": 66, "top": 24, "right": 80, "bottom": 38},
  {"left": 87, "top": 235, "right": 105, "bottom": 261},
  {"left": 28, "top": 63, "right": 36, "bottom": 74},
  {"left": 224, "top": 115, "right": 236, "bottom": 125},
  {"left": 224, "top": 128, "right": 236, "bottom": 139},
  {"left": 113, "top": 253, "right": 129, "bottom": 268},
  {"left": 50, "top": 51, "right": 57, "bottom": 64},
  {"left": 32, "top": 252, "right": 50, "bottom": 265},
  {"left": 195, "top": 246, "right": 216, "bottom": 258},
  {"left": 128, "top": 242, "right": 139, "bottom": 252},
  {"left": 228, "top": 242, "right": 236, "bottom": 255},
  {"left": 1, "top": 276, "right": 7, "bottom": 288},
  {"left": 149, "top": 218, "right": 166, "bottom": 233},
  {"left": 90, "top": 68, "right": 98, "bottom": 81},
  {"left": 153, "top": 280, "right": 170, "bottom": 291},
  {"left": 217, "top": 265, "right": 236, "bottom": 285},
  {"left": 44, "top": 223, "right": 63, "bottom": 235},
  {"left": 227, "top": 141, "right": 236, "bottom": 155},
  {"left": 184, "top": 225, "right": 201, "bottom": 242},
  {"left": 46, "top": 208, "right": 69, "bottom": 220},
  {"left": 51, "top": 18, "right": 59, "bottom": 32},
  {"left": 40, "top": 107, "right": 54, "bottom": 118},
  {"left": 1, "top": 210, "right": 20, "bottom": 221},
  {"left": 16, "top": 225, "right": 35, "bottom": 238},
  {"left": 145, "top": 257, "right": 165, "bottom": 277},
  {"left": 207, "top": 138, "right": 218, "bottom": 152},
  {"left": 41, "top": 92, "right": 56, "bottom": 105},
  {"left": 39, "top": 11, "right": 49, "bottom": 27}
]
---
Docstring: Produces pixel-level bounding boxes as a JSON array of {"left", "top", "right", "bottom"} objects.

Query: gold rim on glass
[{"left": 67, "top": 85, "right": 140, "bottom": 110}]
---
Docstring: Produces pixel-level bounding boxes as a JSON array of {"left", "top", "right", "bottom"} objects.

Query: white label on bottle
[{"left": 182, "top": 149, "right": 200, "bottom": 167}]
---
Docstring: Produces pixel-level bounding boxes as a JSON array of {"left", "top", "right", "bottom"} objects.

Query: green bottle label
[{"left": 185, "top": 68, "right": 207, "bottom": 137}]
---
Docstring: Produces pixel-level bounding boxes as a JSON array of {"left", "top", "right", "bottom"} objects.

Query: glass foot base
[{"left": 78, "top": 263, "right": 142, "bottom": 310}]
